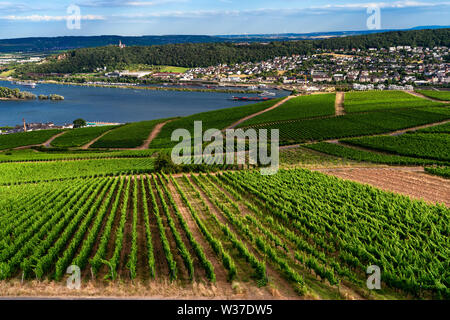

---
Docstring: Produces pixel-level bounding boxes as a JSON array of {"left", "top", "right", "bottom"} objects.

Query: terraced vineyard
[
  {"left": 0, "top": 170, "right": 448, "bottom": 299},
  {"left": 149, "top": 98, "right": 283, "bottom": 149},
  {"left": 0, "top": 158, "right": 155, "bottom": 185},
  {"left": 344, "top": 90, "right": 442, "bottom": 113},
  {"left": 91, "top": 119, "right": 170, "bottom": 149},
  {"left": 305, "top": 142, "right": 448, "bottom": 166},
  {"left": 0, "top": 129, "right": 64, "bottom": 150},
  {"left": 252, "top": 107, "right": 450, "bottom": 144},
  {"left": 342, "top": 133, "right": 450, "bottom": 162},
  {"left": 237, "top": 94, "right": 336, "bottom": 127},
  {"left": 51, "top": 125, "right": 119, "bottom": 148},
  {"left": 416, "top": 90, "right": 450, "bottom": 101}
]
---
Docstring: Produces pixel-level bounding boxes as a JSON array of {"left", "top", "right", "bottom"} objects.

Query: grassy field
[
  {"left": 416, "top": 90, "right": 450, "bottom": 101},
  {"left": 159, "top": 66, "right": 189, "bottom": 73},
  {"left": 0, "top": 69, "right": 15, "bottom": 77},
  {"left": 344, "top": 90, "right": 442, "bottom": 113},
  {"left": 51, "top": 125, "right": 120, "bottom": 148},
  {"left": 91, "top": 119, "right": 169, "bottom": 149},
  {"left": 149, "top": 98, "right": 283, "bottom": 149},
  {"left": 0, "top": 129, "right": 63, "bottom": 150},
  {"left": 238, "top": 94, "right": 336, "bottom": 127}
]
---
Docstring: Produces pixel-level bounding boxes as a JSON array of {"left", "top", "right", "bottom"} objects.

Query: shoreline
[{"left": 12, "top": 79, "right": 265, "bottom": 94}]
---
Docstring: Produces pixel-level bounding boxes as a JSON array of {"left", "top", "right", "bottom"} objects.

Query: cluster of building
[
  {"left": 0, "top": 120, "right": 121, "bottom": 135},
  {"left": 184, "top": 46, "right": 449, "bottom": 88},
  {"left": 0, "top": 54, "right": 43, "bottom": 67},
  {"left": 0, "top": 121, "right": 66, "bottom": 135}
]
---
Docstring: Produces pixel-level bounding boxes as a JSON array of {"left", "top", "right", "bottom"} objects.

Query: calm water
[{"left": 0, "top": 81, "right": 288, "bottom": 127}]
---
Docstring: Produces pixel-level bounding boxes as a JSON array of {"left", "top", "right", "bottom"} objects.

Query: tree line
[{"left": 15, "top": 28, "right": 450, "bottom": 75}]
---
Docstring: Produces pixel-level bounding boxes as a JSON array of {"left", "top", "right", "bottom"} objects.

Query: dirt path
[
  {"left": 335, "top": 92, "right": 346, "bottom": 116},
  {"left": 387, "top": 119, "right": 450, "bottom": 136},
  {"left": 137, "top": 120, "right": 173, "bottom": 150},
  {"left": 81, "top": 130, "right": 114, "bottom": 150},
  {"left": 225, "top": 95, "right": 295, "bottom": 130},
  {"left": 317, "top": 167, "right": 450, "bottom": 206},
  {"left": 13, "top": 131, "right": 67, "bottom": 150},
  {"left": 406, "top": 90, "right": 450, "bottom": 104},
  {"left": 82, "top": 120, "right": 172, "bottom": 151},
  {"left": 43, "top": 131, "right": 67, "bottom": 148}
]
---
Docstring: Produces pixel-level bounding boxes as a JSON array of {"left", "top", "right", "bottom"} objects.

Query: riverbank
[{"left": 37, "top": 80, "right": 263, "bottom": 94}]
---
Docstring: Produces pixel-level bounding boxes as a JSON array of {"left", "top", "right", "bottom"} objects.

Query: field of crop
[
  {"left": 149, "top": 98, "right": 283, "bottom": 149},
  {"left": 0, "top": 149, "right": 157, "bottom": 163},
  {"left": 344, "top": 91, "right": 442, "bottom": 113},
  {"left": 425, "top": 166, "right": 450, "bottom": 178},
  {"left": 416, "top": 90, "right": 450, "bottom": 101},
  {"left": 91, "top": 119, "right": 169, "bottom": 149},
  {"left": 238, "top": 94, "right": 336, "bottom": 127},
  {"left": 0, "top": 170, "right": 447, "bottom": 299},
  {"left": 415, "top": 122, "right": 450, "bottom": 133},
  {"left": 51, "top": 126, "right": 119, "bottom": 148},
  {"left": 253, "top": 107, "right": 450, "bottom": 144},
  {"left": 0, "top": 158, "right": 154, "bottom": 185},
  {"left": 342, "top": 133, "right": 450, "bottom": 162},
  {"left": 305, "top": 142, "right": 447, "bottom": 166},
  {"left": 0, "top": 129, "right": 63, "bottom": 150}
]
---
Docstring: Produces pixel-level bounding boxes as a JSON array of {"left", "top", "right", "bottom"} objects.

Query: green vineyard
[{"left": 0, "top": 170, "right": 448, "bottom": 299}]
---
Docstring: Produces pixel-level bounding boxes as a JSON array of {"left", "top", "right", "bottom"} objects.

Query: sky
[{"left": 0, "top": 0, "right": 449, "bottom": 39}]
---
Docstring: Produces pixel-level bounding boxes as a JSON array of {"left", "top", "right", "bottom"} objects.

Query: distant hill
[
  {"left": 1, "top": 26, "right": 448, "bottom": 53},
  {"left": 13, "top": 28, "right": 449, "bottom": 77}
]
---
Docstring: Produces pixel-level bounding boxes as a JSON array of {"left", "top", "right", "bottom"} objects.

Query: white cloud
[
  {"left": 77, "top": 0, "right": 188, "bottom": 7},
  {"left": 2, "top": 14, "right": 105, "bottom": 22}
]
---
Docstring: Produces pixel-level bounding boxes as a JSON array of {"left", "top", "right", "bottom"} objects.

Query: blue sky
[{"left": 0, "top": 0, "right": 449, "bottom": 38}]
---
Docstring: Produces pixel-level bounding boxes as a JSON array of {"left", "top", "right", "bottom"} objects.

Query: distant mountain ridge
[{"left": 1, "top": 26, "right": 448, "bottom": 53}]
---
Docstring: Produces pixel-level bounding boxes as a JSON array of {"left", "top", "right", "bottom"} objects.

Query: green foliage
[
  {"left": 238, "top": 94, "right": 335, "bottom": 127},
  {"left": 0, "top": 86, "right": 35, "bottom": 100},
  {"left": 344, "top": 91, "right": 442, "bottom": 113},
  {"left": 73, "top": 118, "right": 87, "bottom": 128},
  {"left": 51, "top": 125, "right": 119, "bottom": 148}
]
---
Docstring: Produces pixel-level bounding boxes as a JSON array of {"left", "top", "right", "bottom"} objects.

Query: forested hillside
[{"left": 14, "top": 28, "right": 449, "bottom": 75}]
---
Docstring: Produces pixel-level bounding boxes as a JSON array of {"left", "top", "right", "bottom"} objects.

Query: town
[{"left": 183, "top": 45, "right": 449, "bottom": 90}]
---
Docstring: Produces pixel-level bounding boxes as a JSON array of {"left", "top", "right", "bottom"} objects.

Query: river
[{"left": 0, "top": 81, "right": 288, "bottom": 127}]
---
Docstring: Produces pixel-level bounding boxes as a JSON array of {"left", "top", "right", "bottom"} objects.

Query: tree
[{"left": 73, "top": 118, "right": 86, "bottom": 128}]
